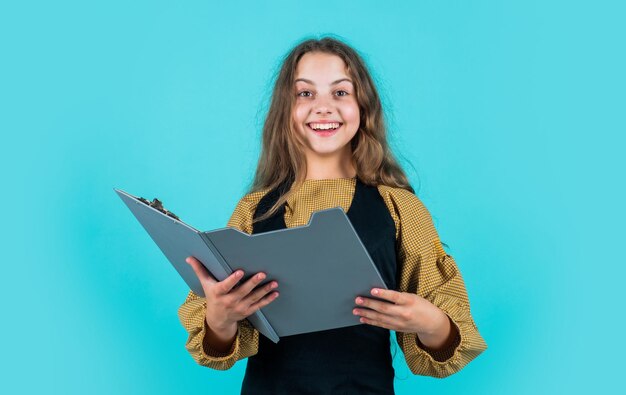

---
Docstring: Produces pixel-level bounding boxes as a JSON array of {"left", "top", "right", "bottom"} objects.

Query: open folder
[{"left": 115, "top": 188, "right": 389, "bottom": 343}]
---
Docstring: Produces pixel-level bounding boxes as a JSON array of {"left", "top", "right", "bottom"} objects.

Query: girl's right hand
[{"left": 185, "top": 256, "right": 279, "bottom": 334}]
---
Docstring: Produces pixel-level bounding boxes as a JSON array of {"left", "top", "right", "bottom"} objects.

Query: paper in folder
[{"left": 114, "top": 188, "right": 388, "bottom": 343}]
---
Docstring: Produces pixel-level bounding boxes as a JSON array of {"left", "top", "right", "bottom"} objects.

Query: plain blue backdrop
[{"left": 2, "top": 1, "right": 624, "bottom": 394}]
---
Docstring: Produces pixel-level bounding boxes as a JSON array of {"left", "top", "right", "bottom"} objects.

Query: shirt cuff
[
  {"left": 396, "top": 292, "right": 487, "bottom": 378},
  {"left": 415, "top": 314, "right": 462, "bottom": 362},
  {"left": 200, "top": 319, "right": 239, "bottom": 360}
]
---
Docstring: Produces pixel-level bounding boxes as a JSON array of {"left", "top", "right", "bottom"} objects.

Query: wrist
[
  {"left": 416, "top": 308, "right": 452, "bottom": 349},
  {"left": 419, "top": 305, "right": 449, "bottom": 336},
  {"left": 205, "top": 317, "right": 237, "bottom": 340},
  {"left": 202, "top": 319, "right": 238, "bottom": 355}
]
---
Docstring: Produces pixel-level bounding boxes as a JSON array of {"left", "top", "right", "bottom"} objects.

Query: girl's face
[{"left": 292, "top": 52, "right": 360, "bottom": 165}]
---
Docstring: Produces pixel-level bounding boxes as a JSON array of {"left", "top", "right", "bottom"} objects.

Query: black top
[{"left": 241, "top": 177, "right": 400, "bottom": 395}]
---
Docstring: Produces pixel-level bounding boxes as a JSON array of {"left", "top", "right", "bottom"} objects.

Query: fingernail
[
  {"left": 372, "top": 289, "right": 379, "bottom": 295},
  {"left": 356, "top": 297, "right": 363, "bottom": 304},
  {"left": 236, "top": 271, "right": 243, "bottom": 277}
]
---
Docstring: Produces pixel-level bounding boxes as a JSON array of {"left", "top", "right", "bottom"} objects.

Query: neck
[{"left": 304, "top": 149, "right": 356, "bottom": 180}]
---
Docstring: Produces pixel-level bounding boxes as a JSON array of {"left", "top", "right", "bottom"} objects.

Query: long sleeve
[
  {"left": 378, "top": 185, "right": 488, "bottom": 378},
  {"left": 177, "top": 188, "right": 269, "bottom": 370},
  {"left": 177, "top": 290, "right": 259, "bottom": 370}
]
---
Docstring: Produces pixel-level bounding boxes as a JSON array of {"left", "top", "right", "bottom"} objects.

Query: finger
[
  {"left": 355, "top": 296, "right": 402, "bottom": 316},
  {"left": 185, "top": 256, "right": 216, "bottom": 284},
  {"left": 353, "top": 307, "right": 402, "bottom": 330},
  {"left": 215, "top": 269, "right": 246, "bottom": 295},
  {"left": 246, "top": 290, "right": 280, "bottom": 315},
  {"left": 370, "top": 288, "right": 404, "bottom": 304},
  {"left": 231, "top": 272, "right": 270, "bottom": 299},
  {"left": 185, "top": 256, "right": 243, "bottom": 294},
  {"left": 241, "top": 280, "right": 278, "bottom": 306}
]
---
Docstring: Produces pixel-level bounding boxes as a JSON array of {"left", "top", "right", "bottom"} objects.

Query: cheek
[
  {"left": 293, "top": 104, "right": 309, "bottom": 125},
  {"left": 342, "top": 103, "right": 360, "bottom": 126}
]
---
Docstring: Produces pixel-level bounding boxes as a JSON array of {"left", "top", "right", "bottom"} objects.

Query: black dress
[{"left": 241, "top": 177, "right": 400, "bottom": 395}]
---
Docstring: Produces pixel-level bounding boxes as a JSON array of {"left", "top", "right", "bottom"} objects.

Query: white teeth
[{"left": 309, "top": 122, "right": 341, "bottom": 130}]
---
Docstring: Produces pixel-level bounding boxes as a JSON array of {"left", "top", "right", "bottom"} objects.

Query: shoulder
[
  {"left": 376, "top": 184, "right": 431, "bottom": 218},
  {"left": 227, "top": 187, "right": 273, "bottom": 234},
  {"left": 377, "top": 184, "right": 420, "bottom": 204},
  {"left": 235, "top": 187, "right": 273, "bottom": 211},
  {"left": 376, "top": 184, "right": 438, "bottom": 239}
]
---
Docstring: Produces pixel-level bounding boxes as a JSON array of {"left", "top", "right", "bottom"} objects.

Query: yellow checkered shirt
[{"left": 178, "top": 178, "right": 487, "bottom": 378}]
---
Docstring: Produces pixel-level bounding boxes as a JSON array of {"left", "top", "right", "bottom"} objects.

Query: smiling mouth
[{"left": 306, "top": 122, "right": 343, "bottom": 134}]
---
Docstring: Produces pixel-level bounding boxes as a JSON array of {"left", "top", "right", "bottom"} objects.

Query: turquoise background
[{"left": 2, "top": 0, "right": 624, "bottom": 394}]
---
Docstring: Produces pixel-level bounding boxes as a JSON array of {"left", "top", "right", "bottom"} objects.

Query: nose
[{"left": 314, "top": 96, "right": 333, "bottom": 114}]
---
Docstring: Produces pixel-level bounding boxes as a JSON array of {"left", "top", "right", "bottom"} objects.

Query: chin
[{"left": 307, "top": 144, "right": 350, "bottom": 157}]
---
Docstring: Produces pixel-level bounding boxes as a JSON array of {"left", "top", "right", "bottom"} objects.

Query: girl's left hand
[{"left": 353, "top": 288, "right": 447, "bottom": 335}]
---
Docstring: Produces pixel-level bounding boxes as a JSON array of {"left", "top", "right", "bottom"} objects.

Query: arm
[
  {"left": 416, "top": 312, "right": 460, "bottom": 357},
  {"left": 204, "top": 317, "right": 238, "bottom": 354},
  {"left": 177, "top": 189, "right": 270, "bottom": 369},
  {"left": 178, "top": 290, "right": 259, "bottom": 370},
  {"left": 395, "top": 250, "right": 486, "bottom": 378},
  {"left": 378, "top": 186, "right": 488, "bottom": 378}
]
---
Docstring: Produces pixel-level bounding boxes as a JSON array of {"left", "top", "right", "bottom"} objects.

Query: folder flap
[{"left": 203, "top": 207, "right": 387, "bottom": 338}]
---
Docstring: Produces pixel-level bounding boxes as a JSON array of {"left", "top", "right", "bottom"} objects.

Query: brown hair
[{"left": 249, "top": 36, "right": 414, "bottom": 223}]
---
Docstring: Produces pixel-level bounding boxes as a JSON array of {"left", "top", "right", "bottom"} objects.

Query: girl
[{"left": 179, "top": 37, "right": 487, "bottom": 394}]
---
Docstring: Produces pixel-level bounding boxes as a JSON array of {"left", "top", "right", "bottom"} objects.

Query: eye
[
  {"left": 335, "top": 90, "right": 349, "bottom": 97},
  {"left": 297, "top": 90, "right": 313, "bottom": 97}
]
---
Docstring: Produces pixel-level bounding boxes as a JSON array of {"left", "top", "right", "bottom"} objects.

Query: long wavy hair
[{"left": 250, "top": 36, "right": 414, "bottom": 224}]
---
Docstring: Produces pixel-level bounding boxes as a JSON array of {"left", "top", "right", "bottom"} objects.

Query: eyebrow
[{"left": 294, "top": 78, "right": 353, "bottom": 85}]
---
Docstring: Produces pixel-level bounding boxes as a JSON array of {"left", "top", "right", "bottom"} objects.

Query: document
[{"left": 115, "top": 188, "right": 389, "bottom": 343}]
